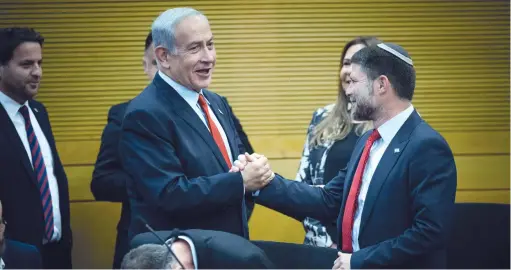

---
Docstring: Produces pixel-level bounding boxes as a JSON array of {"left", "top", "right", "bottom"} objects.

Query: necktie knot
[
  {"left": 19, "top": 105, "right": 30, "bottom": 122},
  {"left": 198, "top": 94, "right": 207, "bottom": 108},
  {"left": 367, "top": 129, "right": 381, "bottom": 144}
]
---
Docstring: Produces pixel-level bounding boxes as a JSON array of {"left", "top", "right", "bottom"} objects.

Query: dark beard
[{"left": 351, "top": 100, "right": 375, "bottom": 121}]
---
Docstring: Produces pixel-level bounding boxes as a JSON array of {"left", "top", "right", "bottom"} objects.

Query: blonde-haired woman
[{"left": 296, "top": 36, "right": 379, "bottom": 248}]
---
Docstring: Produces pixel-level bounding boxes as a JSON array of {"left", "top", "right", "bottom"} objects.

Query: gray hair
[
  {"left": 121, "top": 244, "right": 175, "bottom": 269},
  {"left": 151, "top": 7, "right": 207, "bottom": 54}
]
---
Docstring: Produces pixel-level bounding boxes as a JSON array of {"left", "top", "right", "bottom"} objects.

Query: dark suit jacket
[
  {"left": 0, "top": 100, "right": 73, "bottom": 257},
  {"left": 257, "top": 111, "right": 457, "bottom": 268},
  {"left": 90, "top": 101, "right": 131, "bottom": 268},
  {"left": 91, "top": 88, "right": 253, "bottom": 268},
  {"left": 119, "top": 73, "right": 252, "bottom": 241},
  {"left": 131, "top": 229, "right": 274, "bottom": 269},
  {"left": 2, "top": 239, "right": 42, "bottom": 269},
  {"left": 222, "top": 97, "right": 253, "bottom": 154}
]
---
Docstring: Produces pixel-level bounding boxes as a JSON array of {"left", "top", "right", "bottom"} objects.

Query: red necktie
[
  {"left": 198, "top": 95, "right": 232, "bottom": 168},
  {"left": 341, "top": 129, "right": 381, "bottom": 252},
  {"left": 19, "top": 105, "right": 55, "bottom": 241}
]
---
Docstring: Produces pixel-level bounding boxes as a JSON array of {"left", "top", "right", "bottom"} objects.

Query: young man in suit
[
  {"left": 92, "top": 30, "right": 255, "bottom": 268},
  {"left": 127, "top": 229, "right": 275, "bottom": 269},
  {"left": 118, "top": 7, "right": 273, "bottom": 243},
  {"left": 232, "top": 43, "right": 457, "bottom": 269},
  {"left": 0, "top": 27, "right": 73, "bottom": 269}
]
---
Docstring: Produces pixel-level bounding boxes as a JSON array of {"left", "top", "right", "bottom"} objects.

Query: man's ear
[
  {"left": 375, "top": 75, "right": 391, "bottom": 95},
  {"left": 154, "top": 46, "right": 171, "bottom": 69}
]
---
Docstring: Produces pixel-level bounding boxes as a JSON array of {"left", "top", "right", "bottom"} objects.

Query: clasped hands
[{"left": 229, "top": 152, "right": 275, "bottom": 192}]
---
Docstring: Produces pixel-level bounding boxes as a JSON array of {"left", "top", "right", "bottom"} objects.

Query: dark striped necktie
[{"left": 19, "top": 105, "right": 55, "bottom": 241}]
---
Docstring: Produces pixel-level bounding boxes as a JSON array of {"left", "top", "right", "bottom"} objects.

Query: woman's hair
[{"left": 310, "top": 36, "right": 380, "bottom": 147}]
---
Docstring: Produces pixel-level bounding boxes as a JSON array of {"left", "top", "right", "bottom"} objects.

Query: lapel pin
[
  {"left": 34, "top": 108, "right": 38, "bottom": 113},
  {"left": 218, "top": 109, "right": 223, "bottom": 115},
  {"left": 394, "top": 148, "right": 400, "bottom": 153}
]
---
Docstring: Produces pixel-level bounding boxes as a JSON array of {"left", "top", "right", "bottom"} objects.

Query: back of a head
[
  {"left": 351, "top": 42, "right": 416, "bottom": 101},
  {"left": 0, "top": 27, "right": 44, "bottom": 65},
  {"left": 144, "top": 32, "right": 153, "bottom": 52},
  {"left": 151, "top": 7, "right": 206, "bottom": 53},
  {"left": 121, "top": 244, "right": 175, "bottom": 269}
]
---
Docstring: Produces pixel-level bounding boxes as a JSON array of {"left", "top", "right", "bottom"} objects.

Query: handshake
[{"left": 229, "top": 153, "right": 275, "bottom": 192}]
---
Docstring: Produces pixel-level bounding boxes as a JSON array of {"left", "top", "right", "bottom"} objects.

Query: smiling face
[
  {"left": 0, "top": 42, "right": 43, "bottom": 104},
  {"left": 165, "top": 15, "right": 216, "bottom": 91},
  {"left": 345, "top": 63, "right": 379, "bottom": 121}
]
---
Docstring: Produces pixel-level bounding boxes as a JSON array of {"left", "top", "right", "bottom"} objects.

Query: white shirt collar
[
  {"left": 1, "top": 257, "right": 5, "bottom": 269},
  {"left": 377, "top": 104, "right": 415, "bottom": 143},
  {"left": 0, "top": 91, "right": 29, "bottom": 118},
  {"left": 158, "top": 71, "right": 207, "bottom": 108}
]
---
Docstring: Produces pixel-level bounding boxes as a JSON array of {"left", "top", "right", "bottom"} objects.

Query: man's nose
[
  {"left": 32, "top": 65, "right": 42, "bottom": 78},
  {"left": 201, "top": 48, "right": 215, "bottom": 62}
]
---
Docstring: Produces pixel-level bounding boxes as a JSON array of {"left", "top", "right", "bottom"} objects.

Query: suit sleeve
[
  {"left": 90, "top": 105, "right": 130, "bottom": 202},
  {"left": 119, "top": 109, "right": 244, "bottom": 216},
  {"left": 351, "top": 137, "right": 457, "bottom": 268},
  {"left": 256, "top": 170, "right": 345, "bottom": 222}
]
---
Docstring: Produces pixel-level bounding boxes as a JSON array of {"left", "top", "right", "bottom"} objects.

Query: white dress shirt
[
  {"left": 0, "top": 91, "right": 62, "bottom": 243},
  {"left": 158, "top": 71, "right": 233, "bottom": 164},
  {"left": 352, "top": 105, "right": 415, "bottom": 251},
  {"left": 0, "top": 257, "right": 4, "bottom": 269}
]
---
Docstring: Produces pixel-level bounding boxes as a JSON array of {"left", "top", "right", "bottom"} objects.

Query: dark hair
[
  {"left": 351, "top": 43, "right": 416, "bottom": 101},
  {"left": 0, "top": 27, "right": 44, "bottom": 65},
  {"left": 145, "top": 32, "right": 153, "bottom": 51}
]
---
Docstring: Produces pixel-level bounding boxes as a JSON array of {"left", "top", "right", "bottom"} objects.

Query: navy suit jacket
[
  {"left": 91, "top": 95, "right": 252, "bottom": 268},
  {"left": 119, "top": 73, "right": 251, "bottom": 241},
  {"left": 2, "top": 239, "right": 42, "bottom": 269},
  {"left": 0, "top": 100, "right": 73, "bottom": 252},
  {"left": 257, "top": 111, "right": 457, "bottom": 268}
]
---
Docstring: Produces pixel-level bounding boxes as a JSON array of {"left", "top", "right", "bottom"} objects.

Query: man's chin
[{"left": 24, "top": 88, "right": 39, "bottom": 99}]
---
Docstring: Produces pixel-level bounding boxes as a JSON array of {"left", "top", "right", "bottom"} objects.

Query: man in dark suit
[
  {"left": 232, "top": 43, "right": 457, "bottom": 268},
  {"left": 0, "top": 27, "right": 73, "bottom": 269},
  {"left": 127, "top": 229, "right": 274, "bottom": 269},
  {"left": 92, "top": 31, "right": 254, "bottom": 268},
  {"left": 118, "top": 6, "right": 270, "bottom": 250}
]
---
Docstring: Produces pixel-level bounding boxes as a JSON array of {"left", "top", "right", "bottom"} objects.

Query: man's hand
[
  {"left": 229, "top": 152, "right": 263, "bottom": 172},
  {"left": 230, "top": 153, "right": 275, "bottom": 192},
  {"left": 332, "top": 252, "right": 351, "bottom": 270}
]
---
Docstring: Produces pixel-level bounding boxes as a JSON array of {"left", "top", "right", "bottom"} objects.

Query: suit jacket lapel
[
  {"left": 203, "top": 92, "right": 238, "bottom": 159},
  {"left": 358, "top": 111, "right": 423, "bottom": 236},
  {"left": 0, "top": 103, "right": 37, "bottom": 185},
  {"left": 154, "top": 75, "right": 229, "bottom": 171}
]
